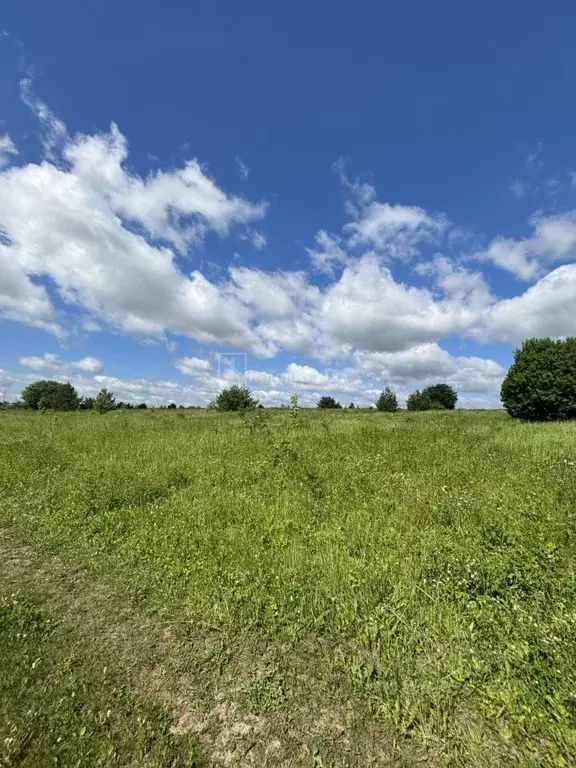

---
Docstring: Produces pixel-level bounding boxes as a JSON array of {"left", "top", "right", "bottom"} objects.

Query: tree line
[
  {"left": 316, "top": 382, "right": 458, "bottom": 411},
  {"left": 13, "top": 381, "right": 151, "bottom": 413},
  {"left": 5, "top": 337, "right": 576, "bottom": 421}
]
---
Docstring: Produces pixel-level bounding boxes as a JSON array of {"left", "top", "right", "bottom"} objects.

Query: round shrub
[
  {"left": 406, "top": 390, "right": 432, "bottom": 411},
  {"left": 21, "top": 380, "right": 80, "bottom": 411},
  {"left": 501, "top": 337, "right": 576, "bottom": 421},
  {"left": 422, "top": 383, "right": 457, "bottom": 410},
  {"left": 213, "top": 385, "right": 258, "bottom": 411}
]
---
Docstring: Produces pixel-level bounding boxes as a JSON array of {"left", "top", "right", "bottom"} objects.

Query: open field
[{"left": 1, "top": 408, "right": 576, "bottom": 767}]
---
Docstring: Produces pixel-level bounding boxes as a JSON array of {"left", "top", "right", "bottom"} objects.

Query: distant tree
[
  {"left": 406, "top": 390, "right": 432, "bottom": 411},
  {"left": 348, "top": 402, "right": 356, "bottom": 409},
  {"left": 258, "top": 403, "right": 265, "bottom": 409},
  {"left": 214, "top": 385, "right": 258, "bottom": 411},
  {"left": 422, "top": 383, "right": 458, "bottom": 410},
  {"left": 317, "top": 396, "right": 342, "bottom": 409},
  {"left": 167, "top": 402, "right": 177, "bottom": 409},
  {"left": 94, "top": 388, "right": 116, "bottom": 414},
  {"left": 501, "top": 337, "right": 576, "bottom": 421},
  {"left": 21, "top": 380, "right": 79, "bottom": 411},
  {"left": 78, "top": 396, "right": 95, "bottom": 411},
  {"left": 136, "top": 402, "right": 148, "bottom": 409},
  {"left": 376, "top": 387, "right": 399, "bottom": 412},
  {"left": 124, "top": 403, "right": 134, "bottom": 409}
]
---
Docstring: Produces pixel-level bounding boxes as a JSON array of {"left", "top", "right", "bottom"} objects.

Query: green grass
[{"left": 1, "top": 407, "right": 576, "bottom": 766}]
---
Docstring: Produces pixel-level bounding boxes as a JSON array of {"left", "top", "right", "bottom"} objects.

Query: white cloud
[
  {"left": 479, "top": 211, "right": 576, "bottom": 280},
  {"left": 345, "top": 201, "right": 446, "bottom": 258},
  {"left": 246, "top": 369, "right": 281, "bottom": 388},
  {"left": 256, "top": 318, "right": 320, "bottom": 356},
  {"left": 0, "top": 134, "right": 17, "bottom": 169},
  {"left": 175, "top": 356, "right": 212, "bottom": 374},
  {"left": 5, "top": 84, "right": 576, "bottom": 381},
  {"left": 306, "top": 230, "right": 348, "bottom": 275},
  {"left": 19, "top": 353, "right": 103, "bottom": 374},
  {"left": 283, "top": 362, "right": 329, "bottom": 389},
  {"left": 229, "top": 267, "right": 318, "bottom": 320},
  {"left": 239, "top": 229, "right": 267, "bottom": 249},
  {"left": 335, "top": 163, "right": 447, "bottom": 258},
  {"left": 320, "top": 256, "right": 480, "bottom": 353},
  {"left": 482, "top": 263, "right": 576, "bottom": 343},
  {"left": 64, "top": 123, "right": 266, "bottom": 253},
  {"left": 74, "top": 356, "right": 103, "bottom": 372},
  {"left": 0, "top": 90, "right": 268, "bottom": 351},
  {"left": 20, "top": 79, "right": 68, "bottom": 158},
  {"left": 0, "top": 245, "right": 63, "bottom": 336},
  {"left": 415, "top": 255, "right": 493, "bottom": 309},
  {"left": 249, "top": 230, "right": 267, "bottom": 250},
  {"left": 355, "top": 344, "right": 456, "bottom": 381}
]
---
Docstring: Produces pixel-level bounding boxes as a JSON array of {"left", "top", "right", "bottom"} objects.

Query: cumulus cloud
[
  {"left": 481, "top": 264, "right": 576, "bottom": 343},
  {"left": 73, "top": 356, "right": 103, "bottom": 372},
  {"left": 174, "top": 356, "right": 212, "bottom": 374},
  {"left": 230, "top": 267, "right": 318, "bottom": 320},
  {"left": 4, "top": 84, "right": 576, "bottom": 384},
  {"left": 0, "top": 245, "right": 63, "bottom": 336},
  {"left": 246, "top": 369, "right": 281, "bottom": 388},
  {"left": 479, "top": 211, "right": 576, "bottom": 280},
  {"left": 355, "top": 344, "right": 456, "bottom": 381},
  {"left": 0, "top": 85, "right": 266, "bottom": 348},
  {"left": 19, "top": 353, "right": 103, "bottom": 374},
  {"left": 320, "top": 256, "right": 480, "bottom": 353},
  {"left": 345, "top": 201, "right": 446, "bottom": 258},
  {"left": 333, "top": 162, "right": 447, "bottom": 259},
  {"left": 415, "top": 255, "right": 493, "bottom": 309}
]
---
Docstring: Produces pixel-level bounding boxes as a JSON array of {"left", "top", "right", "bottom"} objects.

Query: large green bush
[
  {"left": 501, "top": 337, "right": 576, "bottom": 421},
  {"left": 213, "top": 385, "right": 258, "bottom": 411},
  {"left": 21, "top": 381, "right": 79, "bottom": 411},
  {"left": 406, "top": 390, "right": 432, "bottom": 411},
  {"left": 406, "top": 383, "right": 457, "bottom": 411},
  {"left": 422, "top": 383, "right": 457, "bottom": 410}
]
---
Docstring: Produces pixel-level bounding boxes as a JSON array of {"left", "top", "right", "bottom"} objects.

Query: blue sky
[{"left": 2, "top": 1, "right": 576, "bottom": 406}]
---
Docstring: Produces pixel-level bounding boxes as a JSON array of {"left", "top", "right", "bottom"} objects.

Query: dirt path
[{"left": 0, "top": 529, "right": 423, "bottom": 767}]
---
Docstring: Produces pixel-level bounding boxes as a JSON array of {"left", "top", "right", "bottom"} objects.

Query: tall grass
[{"left": 1, "top": 408, "right": 575, "bottom": 765}]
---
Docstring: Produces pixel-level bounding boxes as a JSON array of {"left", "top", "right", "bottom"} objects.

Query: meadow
[{"left": 1, "top": 407, "right": 575, "bottom": 767}]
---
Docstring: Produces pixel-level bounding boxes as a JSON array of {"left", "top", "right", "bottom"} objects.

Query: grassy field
[{"left": 1, "top": 407, "right": 576, "bottom": 767}]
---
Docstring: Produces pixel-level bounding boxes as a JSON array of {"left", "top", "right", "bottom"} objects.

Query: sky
[{"left": 2, "top": 1, "right": 576, "bottom": 407}]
